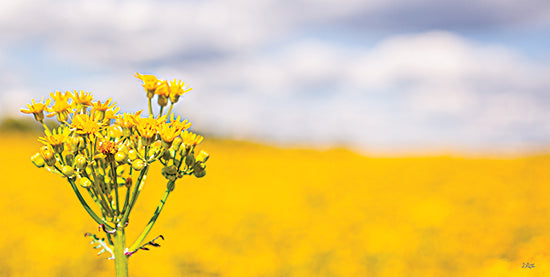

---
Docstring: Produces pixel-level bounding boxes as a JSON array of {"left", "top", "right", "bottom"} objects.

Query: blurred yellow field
[{"left": 1, "top": 134, "right": 550, "bottom": 276}]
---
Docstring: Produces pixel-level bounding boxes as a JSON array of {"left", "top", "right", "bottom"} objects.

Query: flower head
[
  {"left": 72, "top": 90, "right": 94, "bottom": 111},
  {"left": 71, "top": 113, "right": 102, "bottom": 137},
  {"left": 181, "top": 130, "right": 203, "bottom": 147},
  {"left": 158, "top": 122, "right": 181, "bottom": 144},
  {"left": 154, "top": 81, "right": 170, "bottom": 107},
  {"left": 115, "top": 110, "right": 143, "bottom": 137},
  {"left": 135, "top": 116, "right": 163, "bottom": 145},
  {"left": 167, "top": 79, "right": 192, "bottom": 104},
  {"left": 91, "top": 98, "right": 117, "bottom": 121},
  {"left": 39, "top": 126, "right": 72, "bottom": 153},
  {"left": 47, "top": 91, "right": 73, "bottom": 122},
  {"left": 134, "top": 73, "right": 161, "bottom": 98},
  {"left": 21, "top": 98, "right": 51, "bottom": 122}
]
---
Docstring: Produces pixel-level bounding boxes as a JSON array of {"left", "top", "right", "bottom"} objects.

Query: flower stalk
[{"left": 22, "top": 73, "right": 207, "bottom": 276}]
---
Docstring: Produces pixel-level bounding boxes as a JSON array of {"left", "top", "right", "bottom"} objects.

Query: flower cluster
[{"left": 22, "top": 73, "right": 208, "bottom": 267}]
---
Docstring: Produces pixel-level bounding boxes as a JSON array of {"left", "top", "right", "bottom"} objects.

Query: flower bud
[
  {"left": 193, "top": 163, "right": 206, "bottom": 178},
  {"left": 115, "top": 151, "right": 127, "bottom": 163},
  {"left": 31, "top": 152, "right": 45, "bottom": 168},
  {"left": 108, "top": 125, "right": 123, "bottom": 139},
  {"left": 62, "top": 166, "right": 75, "bottom": 177},
  {"left": 128, "top": 149, "right": 138, "bottom": 160},
  {"left": 74, "top": 154, "right": 87, "bottom": 170},
  {"left": 162, "top": 149, "right": 172, "bottom": 161},
  {"left": 40, "top": 146, "right": 56, "bottom": 166},
  {"left": 93, "top": 110, "right": 105, "bottom": 122},
  {"left": 171, "top": 137, "right": 182, "bottom": 151},
  {"left": 157, "top": 95, "right": 168, "bottom": 107},
  {"left": 196, "top": 150, "right": 209, "bottom": 163},
  {"left": 149, "top": 142, "right": 162, "bottom": 158},
  {"left": 72, "top": 136, "right": 85, "bottom": 151},
  {"left": 63, "top": 152, "right": 75, "bottom": 166},
  {"left": 123, "top": 128, "right": 133, "bottom": 137},
  {"left": 132, "top": 159, "right": 146, "bottom": 171},
  {"left": 79, "top": 176, "right": 92, "bottom": 188},
  {"left": 161, "top": 165, "right": 178, "bottom": 181},
  {"left": 185, "top": 151, "right": 195, "bottom": 167},
  {"left": 52, "top": 143, "right": 64, "bottom": 154}
]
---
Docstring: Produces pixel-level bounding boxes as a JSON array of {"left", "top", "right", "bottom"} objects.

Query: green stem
[
  {"left": 158, "top": 106, "right": 164, "bottom": 118},
  {"left": 110, "top": 161, "right": 120, "bottom": 216},
  {"left": 113, "top": 227, "right": 129, "bottom": 277},
  {"left": 166, "top": 103, "right": 174, "bottom": 119},
  {"left": 128, "top": 184, "right": 172, "bottom": 252},
  {"left": 148, "top": 98, "right": 154, "bottom": 118},
  {"left": 90, "top": 165, "right": 115, "bottom": 218},
  {"left": 120, "top": 166, "right": 149, "bottom": 224},
  {"left": 68, "top": 178, "right": 114, "bottom": 231}
]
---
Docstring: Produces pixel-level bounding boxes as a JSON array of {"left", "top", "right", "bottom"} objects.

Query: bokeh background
[{"left": 2, "top": 0, "right": 550, "bottom": 276}]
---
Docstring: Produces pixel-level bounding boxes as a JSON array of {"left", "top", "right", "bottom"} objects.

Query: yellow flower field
[{"left": 1, "top": 133, "right": 549, "bottom": 276}]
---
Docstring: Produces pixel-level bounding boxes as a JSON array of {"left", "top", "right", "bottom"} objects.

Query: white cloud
[
  {"left": 159, "top": 31, "right": 550, "bottom": 153},
  {"left": 2, "top": 0, "right": 550, "bottom": 153}
]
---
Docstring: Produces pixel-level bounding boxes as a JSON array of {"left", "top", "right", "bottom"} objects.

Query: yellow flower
[
  {"left": 39, "top": 126, "right": 71, "bottom": 153},
  {"left": 50, "top": 90, "right": 73, "bottom": 104},
  {"left": 71, "top": 113, "right": 102, "bottom": 136},
  {"left": 158, "top": 122, "right": 181, "bottom": 144},
  {"left": 105, "top": 106, "right": 120, "bottom": 122},
  {"left": 155, "top": 81, "right": 170, "bottom": 107},
  {"left": 181, "top": 130, "right": 203, "bottom": 146},
  {"left": 135, "top": 116, "right": 163, "bottom": 145},
  {"left": 97, "top": 135, "right": 119, "bottom": 163},
  {"left": 115, "top": 110, "right": 143, "bottom": 137},
  {"left": 167, "top": 79, "right": 192, "bottom": 104},
  {"left": 91, "top": 98, "right": 117, "bottom": 121},
  {"left": 91, "top": 98, "right": 116, "bottom": 112},
  {"left": 168, "top": 114, "right": 192, "bottom": 131},
  {"left": 72, "top": 90, "right": 94, "bottom": 109},
  {"left": 134, "top": 73, "right": 161, "bottom": 98},
  {"left": 21, "top": 98, "right": 51, "bottom": 122},
  {"left": 158, "top": 115, "right": 192, "bottom": 145},
  {"left": 47, "top": 91, "right": 73, "bottom": 122}
]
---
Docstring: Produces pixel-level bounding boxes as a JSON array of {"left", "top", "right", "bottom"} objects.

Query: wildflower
[
  {"left": 39, "top": 126, "right": 72, "bottom": 153},
  {"left": 134, "top": 73, "right": 161, "bottom": 98},
  {"left": 135, "top": 116, "right": 163, "bottom": 145},
  {"left": 168, "top": 115, "right": 192, "bottom": 131},
  {"left": 167, "top": 79, "right": 192, "bottom": 104},
  {"left": 48, "top": 91, "right": 73, "bottom": 122},
  {"left": 155, "top": 81, "right": 170, "bottom": 107},
  {"left": 158, "top": 122, "right": 180, "bottom": 147},
  {"left": 50, "top": 90, "right": 72, "bottom": 104},
  {"left": 72, "top": 90, "right": 94, "bottom": 112},
  {"left": 98, "top": 138, "right": 118, "bottom": 156},
  {"left": 71, "top": 113, "right": 102, "bottom": 137},
  {"left": 91, "top": 98, "right": 117, "bottom": 121},
  {"left": 181, "top": 130, "right": 203, "bottom": 147},
  {"left": 21, "top": 98, "right": 51, "bottom": 122},
  {"left": 116, "top": 111, "right": 143, "bottom": 137}
]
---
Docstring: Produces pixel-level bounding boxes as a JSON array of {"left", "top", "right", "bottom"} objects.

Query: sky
[{"left": 2, "top": 0, "right": 550, "bottom": 154}]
